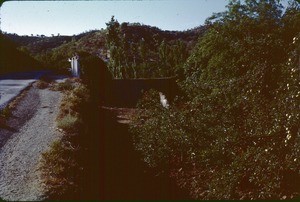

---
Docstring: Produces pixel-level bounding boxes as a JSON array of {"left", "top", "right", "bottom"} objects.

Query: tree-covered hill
[
  {"left": 104, "top": 19, "right": 207, "bottom": 78},
  {"left": 4, "top": 23, "right": 205, "bottom": 77},
  {"left": 4, "top": 33, "right": 41, "bottom": 47},
  {"left": 119, "top": 23, "right": 206, "bottom": 50},
  {"left": 4, "top": 31, "right": 99, "bottom": 55},
  {"left": 0, "top": 33, "right": 41, "bottom": 74}
]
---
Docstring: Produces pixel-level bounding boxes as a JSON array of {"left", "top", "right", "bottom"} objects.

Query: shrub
[
  {"left": 130, "top": 1, "right": 300, "bottom": 200},
  {"left": 41, "top": 81, "right": 96, "bottom": 200},
  {"left": 57, "top": 85, "right": 90, "bottom": 119},
  {"left": 51, "top": 80, "right": 74, "bottom": 91},
  {"left": 35, "top": 80, "right": 49, "bottom": 89},
  {"left": 39, "top": 75, "right": 53, "bottom": 83},
  {"left": 0, "top": 106, "right": 11, "bottom": 119},
  {"left": 57, "top": 114, "right": 82, "bottom": 133},
  {"left": 40, "top": 140, "right": 80, "bottom": 199},
  {"left": 131, "top": 90, "right": 197, "bottom": 170}
]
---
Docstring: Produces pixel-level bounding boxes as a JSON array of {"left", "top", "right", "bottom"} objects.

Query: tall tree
[{"left": 105, "top": 16, "right": 123, "bottom": 78}]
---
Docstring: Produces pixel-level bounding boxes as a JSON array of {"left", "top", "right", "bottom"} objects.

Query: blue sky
[
  {"left": 0, "top": 0, "right": 288, "bottom": 36},
  {"left": 0, "top": 0, "right": 230, "bottom": 36}
]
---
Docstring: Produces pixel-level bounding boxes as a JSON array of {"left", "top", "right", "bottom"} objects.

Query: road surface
[
  {"left": 0, "top": 71, "right": 69, "bottom": 110},
  {"left": 0, "top": 71, "right": 47, "bottom": 110}
]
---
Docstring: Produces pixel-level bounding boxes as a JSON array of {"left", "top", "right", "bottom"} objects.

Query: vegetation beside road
[
  {"left": 40, "top": 81, "right": 87, "bottom": 199},
  {"left": 40, "top": 53, "right": 107, "bottom": 200},
  {"left": 2, "top": 0, "right": 299, "bottom": 200},
  {"left": 130, "top": 1, "right": 300, "bottom": 200}
]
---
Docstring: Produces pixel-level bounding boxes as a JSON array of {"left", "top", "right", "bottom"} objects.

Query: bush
[
  {"left": 51, "top": 80, "right": 74, "bottom": 91},
  {"left": 40, "top": 140, "right": 80, "bottom": 199},
  {"left": 57, "top": 114, "right": 82, "bottom": 133},
  {"left": 35, "top": 80, "right": 49, "bottom": 89},
  {"left": 0, "top": 107, "right": 11, "bottom": 119},
  {"left": 58, "top": 84, "right": 90, "bottom": 119},
  {"left": 41, "top": 82, "right": 91, "bottom": 200},
  {"left": 130, "top": 1, "right": 300, "bottom": 200}
]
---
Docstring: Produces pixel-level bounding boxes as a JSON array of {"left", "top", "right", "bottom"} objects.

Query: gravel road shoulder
[{"left": 0, "top": 85, "right": 63, "bottom": 201}]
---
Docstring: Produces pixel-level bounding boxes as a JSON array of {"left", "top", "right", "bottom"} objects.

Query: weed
[
  {"left": 40, "top": 140, "right": 80, "bottom": 199},
  {"left": 0, "top": 107, "right": 11, "bottom": 119},
  {"left": 35, "top": 80, "right": 49, "bottom": 89},
  {"left": 52, "top": 80, "right": 74, "bottom": 91},
  {"left": 40, "top": 81, "right": 94, "bottom": 200},
  {"left": 57, "top": 114, "right": 81, "bottom": 133},
  {"left": 39, "top": 75, "right": 53, "bottom": 83}
]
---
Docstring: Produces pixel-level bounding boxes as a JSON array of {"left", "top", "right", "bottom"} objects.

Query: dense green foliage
[
  {"left": 3, "top": 1, "right": 299, "bottom": 199},
  {"left": 105, "top": 16, "right": 196, "bottom": 78},
  {"left": 130, "top": 0, "right": 300, "bottom": 200}
]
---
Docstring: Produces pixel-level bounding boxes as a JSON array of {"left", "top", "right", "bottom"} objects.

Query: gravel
[{"left": 0, "top": 85, "right": 63, "bottom": 201}]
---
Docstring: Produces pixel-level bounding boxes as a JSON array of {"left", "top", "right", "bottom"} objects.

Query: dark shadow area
[
  {"left": 109, "top": 77, "right": 181, "bottom": 107},
  {"left": 67, "top": 52, "right": 188, "bottom": 199},
  {"left": 0, "top": 33, "right": 42, "bottom": 75},
  {"left": 96, "top": 107, "right": 190, "bottom": 200},
  {"left": 76, "top": 105, "right": 190, "bottom": 200}
]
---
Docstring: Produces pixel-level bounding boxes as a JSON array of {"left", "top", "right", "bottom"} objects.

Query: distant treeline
[{"left": 3, "top": 22, "right": 206, "bottom": 78}]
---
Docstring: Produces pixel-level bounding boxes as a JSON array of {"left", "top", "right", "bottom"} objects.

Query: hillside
[
  {"left": 4, "top": 33, "right": 40, "bottom": 47},
  {"left": 4, "top": 24, "right": 206, "bottom": 76},
  {"left": 120, "top": 23, "right": 205, "bottom": 49},
  {"left": 6, "top": 24, "right": 204, "bottom": 55},
  {"left": 0, "top": 33, "right": 41, "bottom": 74},
  {"left": 4, "top": 31, "right": 98, "bottom": 55}
]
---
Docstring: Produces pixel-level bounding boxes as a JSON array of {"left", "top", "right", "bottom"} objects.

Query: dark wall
[
  {"left": 77, "top": 51, "right": 180, "bottom": 107},
  {"left": 107, "top": 77, "right": 179, "bottom": 107}
]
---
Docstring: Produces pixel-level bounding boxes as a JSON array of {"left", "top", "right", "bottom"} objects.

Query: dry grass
[
  {"left": 34, "top": 75, "right": 55, "bottom": 89},
  {"left": 50, "top": 80, "right": 74, "bottom": 92},
  {"left": 34, "top": 80, "right": 49, "bottom": 89},
  {"left": 0, "top": 106, "right": 11, "bottom": 119},
  {"left": 40, "top": 140, "right": 80, "bottom": 199},
  {"left": 40, "top": 81, "right": 89, "bottom": 200},
  {"left": 57, "top": 114, "right": 81, "bottom": 133}
]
